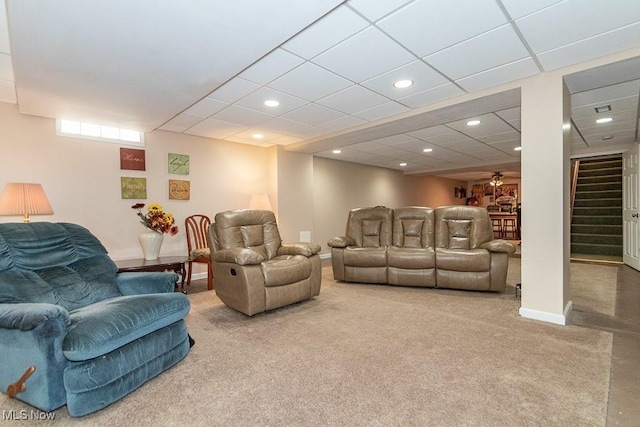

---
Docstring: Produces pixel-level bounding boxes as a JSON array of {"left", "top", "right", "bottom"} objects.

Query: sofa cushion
[
  {"left": 399, "top": 219, "right": 424, "bottom": 248},
  {"left": 436, "top": 248, "right": 490, "bottom": 272},
  {"left": 387, "top": 246, "right": 435, "bottom": 269},
  {"left": 63, "top": 293, "right": 190, "bottom": 361},
  {"left": 261, "top": 255, "right": 311, "bottom": 287},
  {"left": 447, "top": 220, "right": 471, "bottom": 250},
  {"left": 344, "top": 247, "right": 387, "bottom": 267}
]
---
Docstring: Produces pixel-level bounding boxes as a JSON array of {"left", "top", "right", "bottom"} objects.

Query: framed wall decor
[
  {"left": 168, "top": 179, "right": 190, "bottom": 200},
  {"left": 121, "top": 177, "right": 147, "bottom": 199},
  {"left": 168, "top": 153, "right": 189, "bottom": 175},
  {"left": 120, "top": 148, "right": 146, "bottom": 171}
]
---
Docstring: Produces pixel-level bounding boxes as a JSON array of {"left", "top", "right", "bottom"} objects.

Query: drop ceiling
[{"left": 2, "top": 0, "right": 640, "bottom": 181}]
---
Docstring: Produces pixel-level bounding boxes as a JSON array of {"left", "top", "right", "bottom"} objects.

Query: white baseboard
[
  {"left": 320, "top": 253, "right": 331, "bottom": 260},
  {"left": 519, "top": 300, "right": 573, "bottom": 326}
]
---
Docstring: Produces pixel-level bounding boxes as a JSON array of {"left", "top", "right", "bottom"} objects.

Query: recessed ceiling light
[
  {"left": 596, "top": 117, "right": 613, "bottom": 124},
  {"left": 264, "top": 100, "right": 280, "bottom": 107},
  {"left": 399, "top": 162, "right": 408, "bottom": 167},
  {"left": 514, "top": 146, "right": 522, "bottom": 151},
  {"left": 393, "top": 79, "right": 413, "bottom": 89},
  {"left": 594, "top": 105, "right": 611, "bottom": 113},
  {"left": 466, "top": 120, "right": 481, "bottom": 126},
  {"left": 252, "top": 133, "right": 264, "bottom": 139},
  {"left": 332, "top": 149, "right": 342, "bottom": 154},
  {"left": 602, "top": 135, "right": 614, "bottom": 140},
  {"left": 422, "top": 148, "right": 433, "bottom": 153}
]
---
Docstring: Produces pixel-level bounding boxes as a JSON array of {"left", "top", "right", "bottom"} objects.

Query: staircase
[{"left": 571, "top": 155, "right": 623, "bottom": 257}]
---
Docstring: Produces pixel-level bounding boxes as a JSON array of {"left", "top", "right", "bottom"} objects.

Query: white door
[{"left": 623, "top": 143, "right": 640, "bottom": 270}]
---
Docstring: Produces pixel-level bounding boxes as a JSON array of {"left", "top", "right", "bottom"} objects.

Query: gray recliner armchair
[{"left": 208, "top": 210, "right": 322, "bottom": 316}]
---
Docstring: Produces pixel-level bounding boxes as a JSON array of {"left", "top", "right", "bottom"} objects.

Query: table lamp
[{"left": 0, "top": 183, "right": 54, "bottom": 223}]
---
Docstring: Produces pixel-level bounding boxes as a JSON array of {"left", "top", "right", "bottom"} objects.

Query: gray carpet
[{"left": 2, "top": 260, "right": 613, "bottom": 426}]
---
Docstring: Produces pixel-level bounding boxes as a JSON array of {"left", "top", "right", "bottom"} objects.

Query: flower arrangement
[{"left": 132, "top": 203, "right": 178, "bottom": 235}]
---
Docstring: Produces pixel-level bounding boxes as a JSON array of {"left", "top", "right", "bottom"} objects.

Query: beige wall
[
  {"left": 0, "top": 103, "right": 270, "bottom": 267},
  {"left": 312, "top": 157, "right": 466, "bottom": 255}
]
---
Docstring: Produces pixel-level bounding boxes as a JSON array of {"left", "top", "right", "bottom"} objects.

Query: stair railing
[{"left": 570, "top": 159, "right": 580, "bottom": 216}]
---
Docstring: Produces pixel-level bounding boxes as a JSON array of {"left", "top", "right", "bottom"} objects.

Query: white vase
[{"left": 138, "top": 229, "right": 164, "bottom": 260}]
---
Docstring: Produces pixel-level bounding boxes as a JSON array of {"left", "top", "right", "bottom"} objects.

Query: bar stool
[
  {"left": 491, "top": 218, "right": 503, "bottom": 239},
  {"left": 502, "top": 218, "right": 517, "bottom": 239}
]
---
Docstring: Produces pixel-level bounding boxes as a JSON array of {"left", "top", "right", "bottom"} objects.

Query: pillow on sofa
[
  {"left": 362, "top": 219, "right": 382, "bottom": 247},
  {"left": 447, "top": 220, "right": 471, "bottom": 250}
]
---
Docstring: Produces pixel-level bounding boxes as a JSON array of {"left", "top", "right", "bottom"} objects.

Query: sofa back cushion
[
  {"left": 392, "top": 207, "right": 434, "bottom": 248},
  {"left": 345, "top": 207, "right": 392, "bottom": 248},
  {"left": 434, "top": 206, "right": 493, "bottom": 249},
  {"left": 0, "top": 222, "right": 121, "bottom": 311},
  {"left": 213, "top": 210, "right": 281, "bottom": 260}
]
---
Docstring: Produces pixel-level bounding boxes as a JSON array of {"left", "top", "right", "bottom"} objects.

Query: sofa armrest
[
  {"left": 480, "top": 240, "right": 516, "bottom": 254},
  {"left": 213, "top": 248, "right": 265, "bottom": 265},
  {"left": 116, "top": 272, "right": 178, "bottom": 295},
  {"left": 327, "top": 236, "right": 354, "bottom": 248},
  {"left": 0, "top": 303, "right": 70, "bottom": 331},
  {"left": 278, "top": 242, "right": 321, "bottom": 257}
]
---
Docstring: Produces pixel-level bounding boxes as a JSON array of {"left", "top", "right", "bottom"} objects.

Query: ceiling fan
[{"left": 489, "top": 172, "right": 504, "bottom": 187}]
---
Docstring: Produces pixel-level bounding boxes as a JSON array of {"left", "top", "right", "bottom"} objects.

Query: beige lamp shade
[{"left": 0, "top": 183, "right": 54, "bottom": 223}]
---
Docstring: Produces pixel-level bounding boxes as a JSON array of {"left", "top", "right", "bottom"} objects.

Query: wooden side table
[{"left": 114, "top": 256, "right": 194, "bottom": 293}]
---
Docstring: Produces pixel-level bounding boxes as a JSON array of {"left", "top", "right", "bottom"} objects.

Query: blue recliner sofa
[{"left": 0, "top": 222, "right": 191, "bottom": 416}]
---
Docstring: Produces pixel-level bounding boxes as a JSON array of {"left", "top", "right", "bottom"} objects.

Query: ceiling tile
[
  {"left": 183, "top": 97, "right": 228, "bottom": 118},
  {"left": 282, "top": 5, "right": 370, "bottom": 60},
  {"left": 282, "top": 103, "right": 345, "bottom": 125},
  {"left": 447, "top": 113, "right": 516, "bottom": 137},
  {"left": 317, "top": 85, "right": 389, "bottom": 114},
  {"left": 571, "top": 96, "right": 638, "bottom": 119},
  {"left": 261, "top": 116, "right": 331, "bottom": 138},
  {"left": 478, "top": 130, "right": 521, "bottom": 144},
  {"left": 455, "top": 57, "right": 539, "bottom": 92},
  {"left": 212, "top": 105, "right": 274, "bottom": 127},
  {"left": 377, "top": 0, "right": 507, "bottom": 57},
  {"left": 500, "top": 0, "right": 563, "bottom": 20},
  {"left": 159, "top": 113, "right": 203, "bottom": 133},
  {"left": 235, "top": 87, "right": 308, "bottom": 115},
  {"left": 486, "top": 139, "right": 523, "bottom": 154},
  {"left": 353, "top": 101, "right": 410, "bottom": 121},
  {"left": 406, "top": 125, "right": 455, "bottom": 140},
  {"left": 320, "top": 115, "right": 367, "bottom": 131},
  {"left": 346, "top": 0, "right": 414, "bottom": 22},
  {"left": 312, "top": 26, "right": 415, "bottom": 83},
  {"left": 571, "top": 80, "right": 640, "bottom": 107},
  {"left": 369, "top": 134, "right": 417, "bottom": 146},
  {"left": 515, "top": 0, "right": 640, "bottom": 54},
  {"left": 186, "top": 117, "right": 248, "bottom": 140},
  {"left": 495, "top": 107, "right": 521, "bottom": 121},
  {"left": 360, "top": 60, "right": 449, "bottom": 98},
  {"left": 239, "top": 48, "right": 305, "bottom": 85},
  {"left": 573, "top": 109, "right": 636, "bottom": 129},
  {"left": 397, "top": 83, "right": 465, "bottom": 109},
  {"left": 536, "top": 22, "right": 640, "bottom": 71},
  {"left": 425, "top": 25, "right": 530, "bottom": 80},
  {"left": 207, "top": 78, "right": 260, "bottom": 104},
  {"left": 268, "top": 62, "right": 353, "bottom": 101}
]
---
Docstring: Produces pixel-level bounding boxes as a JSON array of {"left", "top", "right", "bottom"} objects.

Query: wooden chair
[
  {"left": 491, "top": 217, "right": 503, "bottom": 239},
  {"left": 185, "top": 214, "right": 213, "bottom": 290},
  {"left": 502, "top": 218, "right": 518, "bottom": 239}
]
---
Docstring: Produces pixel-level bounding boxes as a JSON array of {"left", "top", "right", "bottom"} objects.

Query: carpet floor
[{"left": 2, "top": 260, "right": 613, "bottom": 426}]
